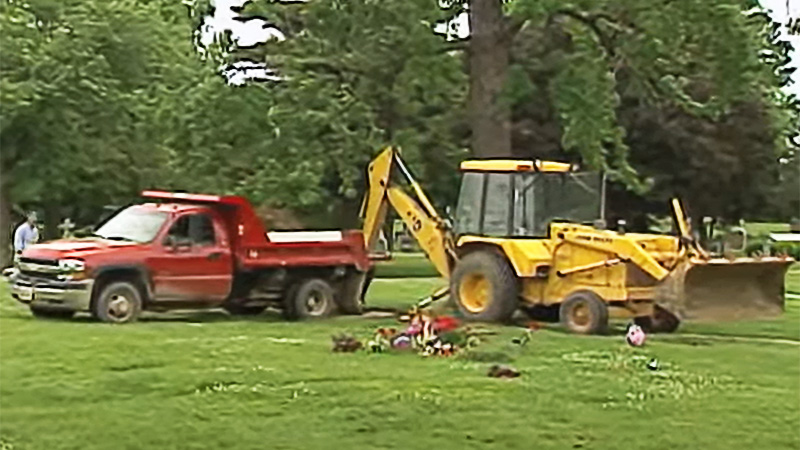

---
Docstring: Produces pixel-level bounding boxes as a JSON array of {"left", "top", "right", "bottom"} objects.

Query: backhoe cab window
[
  {"left": 454, "top": 170, "right": 601, "bottom": 237},
  {"left": 513, "top": 172, "right": 601, "bottom": 236},
  {"left": 482, "top": 173, "right": 512, "bottom": 236},
  {"left": 454, "top": 172, "right": 484, "bottom": 235}
]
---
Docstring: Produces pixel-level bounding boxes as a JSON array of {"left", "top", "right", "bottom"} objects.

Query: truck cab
[{"left": 9, "top": 191, "right": 371, "bottom": 323}]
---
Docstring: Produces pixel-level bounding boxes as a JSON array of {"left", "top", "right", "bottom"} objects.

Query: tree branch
[
  {"left": 504, "top": 16, "right": 529, "bottom": 40},
  {"left": 549, "top": 9, "right": 618, "bottom": 57}
]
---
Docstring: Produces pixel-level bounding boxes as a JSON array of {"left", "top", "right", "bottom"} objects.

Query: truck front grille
[
  {"left": 18, "top": 258, "right": 61, "bottom": 281},
  {"left": 19, "top": 257, "right": 59, "bottom": 267}
]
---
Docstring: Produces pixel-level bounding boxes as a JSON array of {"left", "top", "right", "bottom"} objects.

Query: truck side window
[
  {"left": 189, "top": 214, "right": 216, "bottom": 246},
  {"left": 167, "top": 214, "right": 216, "bottom": 247},
  {"left": 167, "top": 216, "right": 191, "bottom": 245}
]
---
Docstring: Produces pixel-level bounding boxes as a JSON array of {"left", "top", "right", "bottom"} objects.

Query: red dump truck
[{"left": 8, "top": 191, "right": 372, "bottom": 323}]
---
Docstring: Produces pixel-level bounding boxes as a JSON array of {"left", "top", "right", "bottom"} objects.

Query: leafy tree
[
  {"left": 508, "top": 4, "right": 798, "bottom": 224},
  {"left": 192, "top": 0, "right": 469, "bottom": 223},
  {"left": 469, "top": 0, "right": 794, "bottom": 192},
  {"left": 0, "top": 0, "right": 204, "bottom": 262}
]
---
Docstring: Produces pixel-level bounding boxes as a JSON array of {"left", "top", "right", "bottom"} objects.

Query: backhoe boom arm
[{"left": 361, "top": 147, "right": 454, "bottom": 278}]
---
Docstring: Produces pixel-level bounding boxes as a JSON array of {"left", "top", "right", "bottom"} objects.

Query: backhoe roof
[{"left": 460, "top": 159, "right": 573, "bottom": 173}]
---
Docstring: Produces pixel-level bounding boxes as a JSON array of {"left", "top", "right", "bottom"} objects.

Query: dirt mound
[{"left": 256, "top": 206, "right": 304, "bottom": 230}]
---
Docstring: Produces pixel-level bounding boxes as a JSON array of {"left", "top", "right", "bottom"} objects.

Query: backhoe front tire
[
  {"left": 634, "top": 305, "right": 680, "bottom": 333},
  {"left": 451, "top": 251, "right": 518, "bottom": 323},
  {"left": 560, "top": 290, "right": 608, "bottom": 335}
]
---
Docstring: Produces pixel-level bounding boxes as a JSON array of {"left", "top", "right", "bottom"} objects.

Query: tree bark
[
  {"left": 469, "top": 0, "right": 512, "bottom": 158},
  {"left": 43, "top": 202, "right": 60, "bottom": 241},
  {"left": 0, "top": 181, "right": 12, "bottom": 267}
]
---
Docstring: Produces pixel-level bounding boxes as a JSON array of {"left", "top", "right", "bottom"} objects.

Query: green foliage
[
  {"left": 551, "top": 25, "right": 641, "bottom": 190},
  {"left": 772, "top": 241, "right": 800, "bottom": 259},
  {"left": 1, "top": 0, "right": 795, "bottom": 239},
  {"left": 0, "top": 0, "right": 202, "bottom": 215},
  {"left": 506, "top": 0, "right": 793, "bottom": 191},
  {"left": 247, "top": 0, "right": 468, "bottom": 209}
]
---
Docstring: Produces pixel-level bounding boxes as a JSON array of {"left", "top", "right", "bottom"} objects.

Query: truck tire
[
  {"left": 634, "top": 305, "right": 680, "bottom": 333},
  {"left": 30, "top": 306, "right": 74, "bottom": 320},
  {"left": 450, "top": 251, "right": 518, "bottom": 322},
  {"left": 336, "top": 271, "right": 369, "bottom": 315},
  {"left": 92, "top": 281, "right": 143, "bottom": 324},
  {"left": 560, "top": 290, "right": 608, "bottom": 334},
  {"left": 284, "top": 278, "right": 336, "bottom": 320}
]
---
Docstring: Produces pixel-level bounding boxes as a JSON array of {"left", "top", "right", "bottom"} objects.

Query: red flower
[{"left": 433, "top": 316, "right": 460, "bottom": 333}]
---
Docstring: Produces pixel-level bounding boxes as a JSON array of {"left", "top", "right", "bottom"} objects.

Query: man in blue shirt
[{"left": 14, "top": 212, "right": 39, "bottom": 257}]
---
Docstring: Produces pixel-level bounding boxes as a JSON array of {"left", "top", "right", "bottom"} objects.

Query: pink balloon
[{"left": 626, "top": 324, "right": 646, "bottom": 347}]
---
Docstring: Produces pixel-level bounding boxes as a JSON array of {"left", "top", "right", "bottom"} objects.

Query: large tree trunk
[
  {"left": 0, "top": 181, "right": 12, "bottom": 267},
  {"left": 469, "top": 0, "right": 512, "bottom": 158},
  {"left": 43, "top": 202, "right": 61, "bottom": 241}
]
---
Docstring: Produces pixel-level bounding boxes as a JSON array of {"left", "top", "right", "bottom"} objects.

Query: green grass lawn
[
  {"left": 744, "top": 222, "right": 790, "bottom": 237},
  {"left": 1, "top": 273, "right": 799, "bottom": 450},
  {"left": 373, "top": 253, "right": 439, "bottom": 278}
]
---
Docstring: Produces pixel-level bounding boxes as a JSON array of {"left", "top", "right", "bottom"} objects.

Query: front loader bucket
[{"left": 655, "top": 257, "right": 793, "bottom": 322}]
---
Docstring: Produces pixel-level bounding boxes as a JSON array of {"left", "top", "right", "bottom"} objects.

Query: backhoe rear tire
[
  {"left": 560, "top": 290, "right": 608, "bottom": 335},
  {"left": 451, "top": 251, "right": 518, "bottom": 323}
]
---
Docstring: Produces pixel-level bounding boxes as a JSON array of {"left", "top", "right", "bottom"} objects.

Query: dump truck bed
[
  {"left": 141, "top": 191, "right": 371, "bottom": 272},
  {"left": 238, "top": 229, "right": 370, "bottom": 271}
]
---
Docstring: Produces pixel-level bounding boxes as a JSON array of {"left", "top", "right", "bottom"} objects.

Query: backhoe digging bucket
[{"left": 655, "top": 257, "right": 793, "bottom": 322}]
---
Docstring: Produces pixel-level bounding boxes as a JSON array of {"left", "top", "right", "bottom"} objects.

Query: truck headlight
[{"left": 58, "top": 259, "right": 85, "bottom": 272}]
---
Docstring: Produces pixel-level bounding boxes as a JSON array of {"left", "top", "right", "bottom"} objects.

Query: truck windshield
[{"left": 94, "top": 207, "right": 169, "bottom": 243}]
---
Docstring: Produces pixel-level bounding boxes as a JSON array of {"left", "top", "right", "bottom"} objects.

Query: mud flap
[{"left": 655, "top": 258, "right": 793, "bottom": 321}]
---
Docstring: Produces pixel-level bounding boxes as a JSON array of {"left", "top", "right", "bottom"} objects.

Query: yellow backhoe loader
[{"left": 360, "top": 147, "right": 793, "bottom": 334}]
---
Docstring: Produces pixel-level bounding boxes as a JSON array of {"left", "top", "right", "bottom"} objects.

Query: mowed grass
[
  {"left": 0, "top": 271, "right": 799, "bottom": 450},
  {"left": 372, "top": 253, "right": 440, "bottom": 278}
]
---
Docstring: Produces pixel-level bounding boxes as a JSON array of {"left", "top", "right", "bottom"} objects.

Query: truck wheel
[
  {"left": 93, "top": 281, "right": 142, "bottom": 324},
  {"left": 560, "top": 290, "right": 608, "bottom": 334},
  {"left": 30, "top": 306, "right": 74, "bottom": 320},
  {"left": 222, "top": 303, "right": 267, "bottom": 316},
  {"left": 285, "top": 278, "right": 336, "bottom": 320},
  {"left": 450, "top": 251, "right": 518, "bottom": 322},
  {"left": 634, "top": 305, "right": 680, "bottom": 333},
  {"left": 336, "top": 271, "right": 368, "bottom": 315}
]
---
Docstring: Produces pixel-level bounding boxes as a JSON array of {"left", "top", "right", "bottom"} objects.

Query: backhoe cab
[{"left": 361, "top": 147, "right": 792, "bottom": 334}]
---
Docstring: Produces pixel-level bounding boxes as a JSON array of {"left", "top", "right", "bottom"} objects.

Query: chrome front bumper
[{"left": 9, "top": 272, "right": 94, "bottom": 312}]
